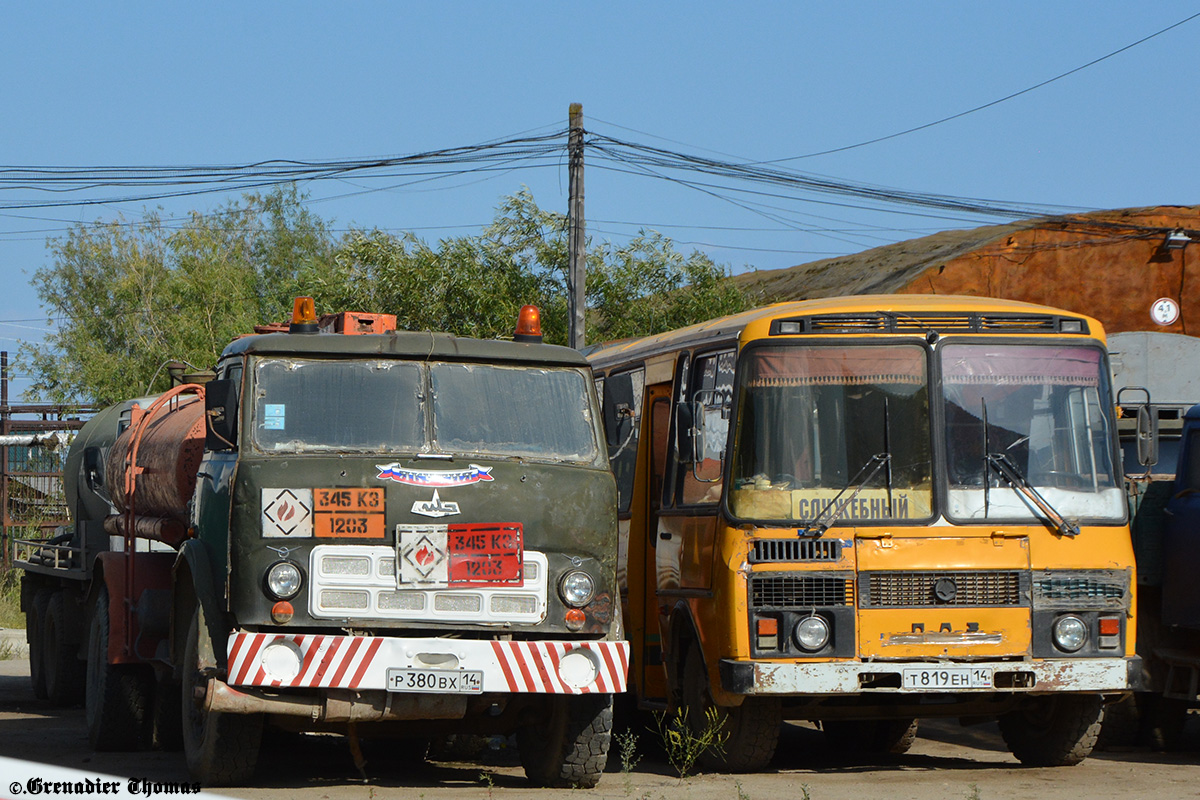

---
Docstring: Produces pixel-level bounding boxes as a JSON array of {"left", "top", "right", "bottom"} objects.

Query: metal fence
[{"left": 0, "top": 352, "right": 94, "bottom": 565}]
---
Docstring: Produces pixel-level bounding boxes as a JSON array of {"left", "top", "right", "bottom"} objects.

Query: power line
[{"left": 767, "top": 11, "right": 1200, "bottom": 162}]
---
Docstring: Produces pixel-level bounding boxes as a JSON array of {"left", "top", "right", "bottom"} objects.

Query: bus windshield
[
  {"left": 730, "top": 344, "right": 933, "bottom": 523},
  {"left": 941, "top": 343, "right": 1124, "bottom": 523},
  {"left": 251, "top": 358, "right": 598, "bottom": 463}
]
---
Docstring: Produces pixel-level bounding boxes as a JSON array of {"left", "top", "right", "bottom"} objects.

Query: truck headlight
[
  {"left": 1053, "top": 615, "right": 1088, "bottom": 652},
  {"left": 266, "top": 561, "right": 303, "bottom": 600},
  {"left": 559, "top": 571, "right": 595, "bottom": 608},
  {"left": 794, "top": 615, "right": 830, "bottom": 652}
]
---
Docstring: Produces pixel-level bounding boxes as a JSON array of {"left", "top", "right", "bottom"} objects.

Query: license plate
[
  {"left": 386, "top": 668, "right": 484, "bottom": 694},
  {"left": 902, "top": 666, "right": 993, "bottom": 689}
]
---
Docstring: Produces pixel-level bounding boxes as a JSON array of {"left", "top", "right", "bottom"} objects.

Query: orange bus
[{"left": 588, "top": 294, "right": 1136, "bottom": 770}]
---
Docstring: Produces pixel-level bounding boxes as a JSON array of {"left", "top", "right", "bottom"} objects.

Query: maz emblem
[{"left": 410, "top": 489, "right": 461, "bottom": 518}]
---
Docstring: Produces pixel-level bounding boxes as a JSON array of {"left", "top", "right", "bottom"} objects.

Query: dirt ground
[{"left": 3, "top": 656, "right": 1200, "bottom": 800}]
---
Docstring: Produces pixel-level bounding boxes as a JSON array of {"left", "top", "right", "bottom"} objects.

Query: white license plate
[
  {"left": 386, "top": 668, "right": 484, "bottom": 694},
  {"left": 902, "top": 666, "right": 993, "bottom": 689}
]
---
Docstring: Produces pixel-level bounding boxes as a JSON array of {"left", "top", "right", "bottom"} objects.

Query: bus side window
[
  {"left": 677, "top": 350, "right": 735, "bottom": 506},
  {"left": 604, "top": 368, "right": 645, "bottom": 514}
]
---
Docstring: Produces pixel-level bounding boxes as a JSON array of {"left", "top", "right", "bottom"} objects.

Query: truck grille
[
  {"left": 861, "top": 571, "right": 1026, "bottom": 608},
  {"left": 750, "top": 539, "right": 842, "bottom": 563},
  {"left": 750, "top": 574, "right": 853, "bottom": 608}
]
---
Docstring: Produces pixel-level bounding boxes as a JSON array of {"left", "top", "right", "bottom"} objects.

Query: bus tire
[
  {"left": 999, "top": 694, "right": 1104, "bottom": 766},
  {"left": 44, "top": 592, "right": 85, "bottom": 706},
  {"left": 822, "top": 718, "right": 919, "bottom": 755},
  {"left": 27, "top": 589, "right": 51, "bottom": 700},
  {"left": 181, "top": 607, "right": 261, "bottom": 785},
  {"left": 86, "top": 585, "right": 153, "bottom": 751},
  {"left": 517, "top": 693, "right": 613, "bottom": 788},
  {"left": 682, "top": 644, "right": 780, "bottom": 772}
]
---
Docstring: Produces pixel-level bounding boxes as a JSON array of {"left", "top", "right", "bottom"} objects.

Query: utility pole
[{"left": 567, "top": 103, "right": 586, "bottom": 349}]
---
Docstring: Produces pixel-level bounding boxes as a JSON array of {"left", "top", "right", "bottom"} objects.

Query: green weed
[{"left": 654, "top": 706, "right": 730, "bottom": 780}]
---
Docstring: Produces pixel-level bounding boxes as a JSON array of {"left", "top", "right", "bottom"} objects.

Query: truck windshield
[
  {"left": 941, "top": 343, "right": 1124, "bottom": 523},
  {"left": 730, "top": 344, "right": 933, "bottom": 523},
  {"left": 251, "top": 358, "right": 598, "bottom": 463}
]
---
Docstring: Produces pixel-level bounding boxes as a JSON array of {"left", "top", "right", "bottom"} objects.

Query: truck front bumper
[
  {"left": 720, "top": 656, "right": 1140, "bottom": 695},
  {"left": 226, "top": 631, "right": 629, "bottom": 694}
]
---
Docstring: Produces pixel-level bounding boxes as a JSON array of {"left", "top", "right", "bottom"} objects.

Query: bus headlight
[
  {"left": 1053, "top": 615, "right": 1088, "bottom": 652},
  {"left": 559, "top": 571, "right": 595, "bottom": 608},
  {"left": 266, "top": 561, "right": 303, "bottom": 600},
  {"left": 794, "top": 615, "right": 830, "bottom": 652}
]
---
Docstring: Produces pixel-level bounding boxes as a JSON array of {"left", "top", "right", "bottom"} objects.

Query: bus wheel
[
  {"left": 682, "top": 644, "right": 780, "bottom": 772},
  {"left": 517, "top": 693, "right": 613, "bottom": 788},
  {"left": 27, "top": 589, "right": 51, "bottom": 700},
  {"left": 822, "top": 718, "right": 919, "bottom": 755},
  {"left": 181, "top": 607, "right": 261, "bottom": 785},
  {"left": 999, "top": 694, "right": 1104, "bottom": 766},
  {"left": 86, "top": 585, "right": 153, "bottom": 750},
  {"left": 44, "top": 592, "right": 86, "bottom": 706}
]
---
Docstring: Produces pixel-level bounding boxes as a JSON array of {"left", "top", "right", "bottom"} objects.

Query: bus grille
[
  {"left": 750, "top": 539, "right": 842, "bottom": 563},
  {"left": 780, "top": 313, "right": 1071, "bottom": 335},
  {"left": 1031, "top": 572, "right": 1128, "bottom": 609},
  {"left": 862, "top": 571, "right": 1025, "bottom": 607},
  {"left": 750, "top": 574, "right": 853, "bottom": 608}
]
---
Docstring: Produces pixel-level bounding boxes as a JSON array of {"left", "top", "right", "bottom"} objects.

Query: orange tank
[{"left": 105, "top": 396, "right": 206, "bottom": 522}]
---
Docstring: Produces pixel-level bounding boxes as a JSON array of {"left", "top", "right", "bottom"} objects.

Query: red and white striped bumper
[{"left": 227, "top": 632, "right": 629, "bottom": 695}]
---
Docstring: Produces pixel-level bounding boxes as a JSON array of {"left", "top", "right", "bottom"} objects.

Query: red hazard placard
[{"left": 447, "top": 523, "right": 523, "bottom": 585}]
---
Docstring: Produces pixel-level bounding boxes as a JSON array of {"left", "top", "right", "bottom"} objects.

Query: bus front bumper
[{"left": 719, "top": 656, "right": 1141, "bottom": 695}]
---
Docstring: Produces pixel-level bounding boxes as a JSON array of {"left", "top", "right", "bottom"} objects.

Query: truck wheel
[
  {"left": 86, "top": 585, "right": 153, "bottom": 750},
  {"left": 682, "top": 644, "right": 780, "bottom": 772},
  {"left": 822, "top": 718, "right": 919, "bottom": 755},
  {"left": 517, "top": 693, "right": 613, "bottom": 788},
  {"left": 181, "top": 608, "right": 261, "bottom": 785},
  {"left": 27, "top": 589, "right": 51, "bottom": 700},
  {"left": 1141, "top": 694, "right": 1188, "bottom": 751},
  {"left": 998, "top": 694, "right": 1104, "bottom": 766},
  {"left": 43, "top": 592, "right": 86, "bottom": 706}
]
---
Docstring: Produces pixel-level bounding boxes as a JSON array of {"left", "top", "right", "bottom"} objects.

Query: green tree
[{"left": 21, "top": 186, "right": 334, "bottom": 404}]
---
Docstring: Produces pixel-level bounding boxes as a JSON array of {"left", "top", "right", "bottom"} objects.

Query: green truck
[{"left": 17, "top": 302, "right": 626, "bottom": 787}]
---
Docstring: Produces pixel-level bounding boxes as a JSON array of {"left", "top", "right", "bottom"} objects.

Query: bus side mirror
[
  {"left": 676, "top": 401, "right": 694, "bottom": 462},
  {"left": 205, "top": 379, "right": 238, "bottom": 450},
  {"left": 1137, "top": 405, "right": 1159, "bottom": 467}
]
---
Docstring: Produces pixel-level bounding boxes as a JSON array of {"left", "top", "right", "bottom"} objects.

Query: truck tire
[
  {"left": 822, "top": 718, "right": 919, "bottom": 755},
  {"left": 682, "top": 644, "right": 780, "bottom": 772},
  {"left": 998, "top": 694, "right": 1104, "bottom": 766},
  {"left": 86, "top": 585, "right": 153, "bottom": 750},
  {"left": 27, "top": 589, "right": 51, "bottom": 700},
  {"left": 181, "top": 608, "right": 261, "bottom": 785},
  {"left": 43, "top": 592, "right": 86, "bottom": 706},
  {"left": 517, "top": 693, "right": 613, "bottom": 788}
]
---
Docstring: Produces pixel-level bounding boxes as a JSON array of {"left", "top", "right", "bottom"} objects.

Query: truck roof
[{"left": 220, "top": 330, "right": 589, "bottom": 368}]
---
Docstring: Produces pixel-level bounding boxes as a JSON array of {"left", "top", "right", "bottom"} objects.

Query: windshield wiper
[
  {"left": 800, "top": 452, "right": 892, "bottom": 537},
  {"left": 985, "top": 452, "right": 1080, "bottom": 537}
]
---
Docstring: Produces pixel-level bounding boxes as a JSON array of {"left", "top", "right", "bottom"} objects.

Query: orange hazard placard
[{"left": 314, "top": 488, "right": 385, "bottom": 538}]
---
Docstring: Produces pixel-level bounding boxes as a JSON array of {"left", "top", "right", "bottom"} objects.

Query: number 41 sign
[{"left": 1152, "top": 297, "right": 1180, "bottom": 326}]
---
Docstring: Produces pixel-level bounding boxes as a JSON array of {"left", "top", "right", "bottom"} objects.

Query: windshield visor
[
  {"left": 941, "top": 344, "right": 1124, "bottom": 523},
  {"left": 730, "top": 344, "right": 933, "bottom": 523},
  {"left": 252, "top": 358, "right": 598, "bottom": 463}
]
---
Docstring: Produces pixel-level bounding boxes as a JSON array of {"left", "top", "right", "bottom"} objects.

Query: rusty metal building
[{"left": 734, "top": 205, "right": 1200, "bottom": 336}]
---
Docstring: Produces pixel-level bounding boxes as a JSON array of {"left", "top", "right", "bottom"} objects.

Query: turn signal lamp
[
  {"left": 514, "top": 305, "right": 544, "bottom": 343},
  {"left": 564, "top": 608, "right": 586, "bottom": 631},
  {"left": 289, "top": 296, "right": 319, "bottom": 334},
  {"left": 271, "top": 601, "right": 295, "bottom": 624}
]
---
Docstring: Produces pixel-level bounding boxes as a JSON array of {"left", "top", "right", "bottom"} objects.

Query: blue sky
[{"left": 1, "top": 3, "right": 1197, "bottom": 396}]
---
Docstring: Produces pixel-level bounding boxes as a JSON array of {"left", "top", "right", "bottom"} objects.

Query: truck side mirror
[
  {"left": 205, "top": 379, "right": 238, "bottom": 450},
  {"left": 83, "top": 446, "right": 105, "bottom": 492},
  {"left": 1137, "top": 405, "right": 1159, "bottom": 467}
]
